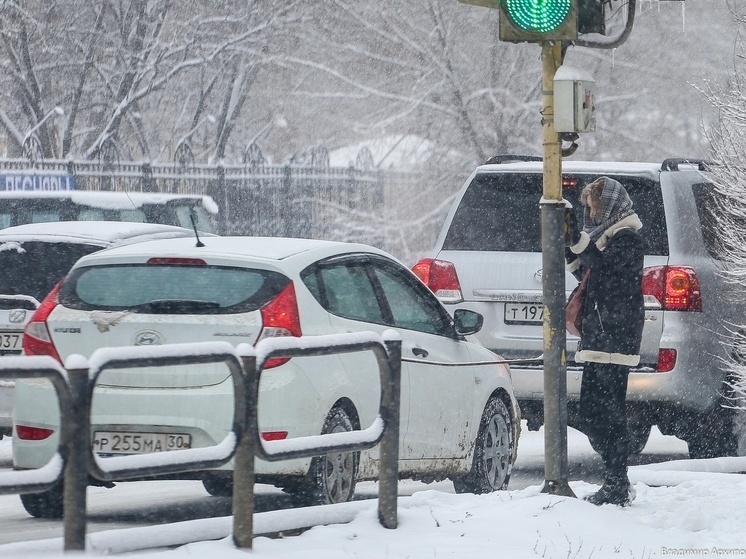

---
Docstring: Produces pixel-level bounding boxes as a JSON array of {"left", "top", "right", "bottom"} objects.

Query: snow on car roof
[
  {"left": 71, "top": 236, "right": 387, "bottom": 268},
  {"left": 0, "top": 190, "right": 219, "bottom": 214},
  {"left": 477, "top": 160, "right": 662, "bottom": 180},
  {"left": 0, "top": 221, "right": 207, "bottom": 246}
]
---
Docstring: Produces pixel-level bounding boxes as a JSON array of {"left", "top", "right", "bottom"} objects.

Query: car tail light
[
  {"left": 657, "top": 349, "right": 677, "bottom": 373},
  {"left": 261, "top": 431, "right": 289, "bottom": 441},
  {"left": 257, "top": 282, "right": 302, "bottom": 369},
  {"left": 642, "top": 266, "right": 702, "bottom": 312},
  {"left": 23, "top": 281, "right": 64, "bottom": 363},
  {"left": 411, "top": 258, "right": 463, "bottom": 303},
  {"left": 16, "top": 425, "right": 55, "bottom": 440}
]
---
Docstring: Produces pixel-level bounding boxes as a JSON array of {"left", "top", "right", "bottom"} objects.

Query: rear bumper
[
  {"left": 12, "top": 373, "right": 322, "bottom": 476},
  {"left": 0, "top": 381, "right": 12, "bottom": 437},
  {"left": 510, "top": 363, "right": 719, "bottom": 421}
]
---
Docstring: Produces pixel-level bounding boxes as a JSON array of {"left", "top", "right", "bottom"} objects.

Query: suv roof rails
[
  {"left": 484, "top": 154, "right": 543, "bottom": 165},
  {"left": 661, "top": 158, "right": 713, "bottom": 172}
]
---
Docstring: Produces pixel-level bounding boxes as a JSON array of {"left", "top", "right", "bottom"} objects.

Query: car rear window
[
  {"left": 59, "top": 264, "right": 288, "bottom": 314},
  {"left": 442, "top": 172, "right": 669, "bottom": 256},
  {"left": 0, "top": 241, "right": 102, "bottom": 306}
]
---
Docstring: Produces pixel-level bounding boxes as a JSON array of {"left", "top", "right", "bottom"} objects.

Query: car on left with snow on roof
[
  {"left": 0, "top": 221, "right": 214, "bottom": 439},
  {"left": 12, "top": 236, "right": 520, "bottom": 518},
  {"left": 0, "top": 190, "right": 218, "bottom": 233}
]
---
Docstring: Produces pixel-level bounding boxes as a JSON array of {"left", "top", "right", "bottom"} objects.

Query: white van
[{"left": 0, "top": 190, "right": 218, "bottom": 233}]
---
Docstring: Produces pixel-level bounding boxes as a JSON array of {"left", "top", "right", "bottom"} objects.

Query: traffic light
[
  {"left": 577, "top": 0, "right": 605, "bottom": 34},
  {"left": 457, "top": 0, "right": 606, "bottom": 42},
  {"left": 498, "top": 0, "right": 578, "bottom": 42}
]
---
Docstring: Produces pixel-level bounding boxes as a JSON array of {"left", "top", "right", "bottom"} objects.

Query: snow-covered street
[{"left": 2, "top": 423, "right": 746, "bottom": 558}]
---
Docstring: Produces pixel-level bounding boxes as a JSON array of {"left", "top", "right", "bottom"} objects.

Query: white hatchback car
[
  {"left": 0, "top": 221, "right": 214, "bottom": 439},
  {"left": 14, "top": 237, "right": 520, "bottom": 518}
]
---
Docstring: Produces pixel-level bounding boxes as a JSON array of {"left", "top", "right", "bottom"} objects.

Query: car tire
[
  {"left": 452, "top": 397, "right": 513, "bottom": 494},
  {"left": 587, "top": 420, "right": 652, "bottom": 457},
  {"left": 688, "top": 403, "right": 737, "bottom": 459},
  {"left": 20, "top": 483, "right": 64, "bottom": 519},
  {"left": 202, "top": 473, "right": 233, "bottom": 497},
  {"left": 291, "top": 407, "right": 358, "bottom": 506}
]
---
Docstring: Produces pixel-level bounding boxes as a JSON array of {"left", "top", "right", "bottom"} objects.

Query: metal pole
[
  {"left": 63, "top": 366, "right": 90, "bottom": 551},
  {"left": 379, "top": 338, "right": 401, "bottom": 529},
  {"left": 540, "top": 42, "right": 575, "bottom": 498},
  {"left": 233, "top": 354, "right": 257, "bottom": 549}
]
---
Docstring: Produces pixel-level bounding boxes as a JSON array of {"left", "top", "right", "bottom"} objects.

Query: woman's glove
[{"left": 564, "top": 208, "right": 581, "bottom": 247}]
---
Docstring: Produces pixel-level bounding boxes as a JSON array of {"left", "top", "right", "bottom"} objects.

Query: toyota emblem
[{"left": 9, "top": 309, "right": 27, "bottom": 323}]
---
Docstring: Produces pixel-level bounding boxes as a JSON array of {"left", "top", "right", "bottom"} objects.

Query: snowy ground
[{"left": 3, "top": 424, "right": 746, "bottom": 558}]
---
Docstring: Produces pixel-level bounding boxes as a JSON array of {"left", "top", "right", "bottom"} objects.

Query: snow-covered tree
[
  {"left": 0, "top": 1, "right": 299, "bottom": 161},
  {"left": 701, "top": 6, "right": 746, "bottom": 451}
]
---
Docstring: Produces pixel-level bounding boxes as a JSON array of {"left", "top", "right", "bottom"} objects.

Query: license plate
[
  {"left": 504, "top": 302, "right": 544, "bottom": 325},
  {"left": 0, "top": 332, "right": 22, "bottom": 351},
  {"left": 92, "top": 431, "right": 192, "bottom": 455}
]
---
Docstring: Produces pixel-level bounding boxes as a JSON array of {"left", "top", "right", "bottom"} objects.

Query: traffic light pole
[
  {"left": 454, "top": 0, "right": 640, "bottom": 499},
  {"left": 540, "top": 42, "right": 575, "bottom": 498}
]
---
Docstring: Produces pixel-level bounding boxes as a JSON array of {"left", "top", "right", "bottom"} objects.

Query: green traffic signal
[
  {"left": 499, "top": 0, "right": 577, "bottom": 42},
  {"left": 456, "top": 0, "right": 580, "bottom": 42},
  {"left": 505, "top": 0, "right": 572, "bottom": 34}
]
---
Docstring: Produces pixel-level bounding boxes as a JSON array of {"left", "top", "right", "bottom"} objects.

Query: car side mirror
[{"left": 453, "top": 309, "right": 483, "bottom": 336}]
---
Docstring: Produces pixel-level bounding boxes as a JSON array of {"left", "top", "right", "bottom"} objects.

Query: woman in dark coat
[{"left": 565, "top": 176, "right": 645, "bottom": 506}]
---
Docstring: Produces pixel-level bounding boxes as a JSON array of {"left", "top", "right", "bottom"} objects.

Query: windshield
[{"left": 0, "top": 199, "right": 215, "bottom": 233}]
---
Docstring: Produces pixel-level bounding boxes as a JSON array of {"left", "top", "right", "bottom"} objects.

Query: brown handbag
[{"left": 566, "top": 270, "right": 590, "bottom": 337}]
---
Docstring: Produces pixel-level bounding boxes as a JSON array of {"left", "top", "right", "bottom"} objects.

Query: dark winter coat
[{"left": 566, "top": 215, "right": 645, "bottom": 367}]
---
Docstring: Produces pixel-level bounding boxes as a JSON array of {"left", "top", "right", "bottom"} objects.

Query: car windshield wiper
[{"left": 141, "top": 299, "right": 221, "bottom": 313}]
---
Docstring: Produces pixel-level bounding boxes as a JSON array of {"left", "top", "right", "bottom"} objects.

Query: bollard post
[
  {"left": 63, "top": 366, "right": 90, "bottom": 552},
  {"left": 233, "top": 353, "right": 257, "bottom": 549},
  {"left": 379, "top": 337, "right": 401, "bottom": 529}
]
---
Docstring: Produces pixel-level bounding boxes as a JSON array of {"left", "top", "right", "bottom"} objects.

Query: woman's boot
[{"left": 583, "top": 474, "right": 635, "bottom": 506}]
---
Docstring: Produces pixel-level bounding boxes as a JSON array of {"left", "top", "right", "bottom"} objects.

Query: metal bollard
[
  {"left": 233, "top": 352, "right": 257, "bottom": 549},
  {"left": 63, "top": 366, "right": 91, "bottom": 552},
  {"left": 379, "top": 337, "right": 401, "bottom": 529}
]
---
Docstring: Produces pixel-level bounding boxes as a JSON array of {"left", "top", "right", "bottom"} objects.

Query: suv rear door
[{"left": 434, "top": 169, "right": 668, "bottom": 368}]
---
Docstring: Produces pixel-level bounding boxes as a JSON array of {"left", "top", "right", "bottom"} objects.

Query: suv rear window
[
  {"left": 0, "top": 241, "right": 102, "bottom": 306},
  {"left": 59, "top": 264, "right": 288, "bottom": 314},
  {"left": 442, "top": 172, "right": 669, "bottom": 256}
]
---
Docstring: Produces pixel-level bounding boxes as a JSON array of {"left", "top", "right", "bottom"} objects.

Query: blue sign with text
[{"left": 0, "top": 174, "right": 75, "bottom": 191}]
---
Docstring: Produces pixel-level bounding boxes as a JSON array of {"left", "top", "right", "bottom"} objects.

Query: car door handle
[{"left": 412, "top": 347, "right": 429, "bottom": 358}]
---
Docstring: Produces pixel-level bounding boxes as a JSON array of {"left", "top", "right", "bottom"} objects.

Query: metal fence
[
  {"left": 0, "top": 159, "right": 421, "bottom": 250},
  {"left": 0, "top": 332, "right": 402, "bottom": 553}
]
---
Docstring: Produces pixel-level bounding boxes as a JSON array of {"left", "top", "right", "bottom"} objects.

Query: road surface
[{"left": 0, "top": 421, "right": 690, "bottom": 546}]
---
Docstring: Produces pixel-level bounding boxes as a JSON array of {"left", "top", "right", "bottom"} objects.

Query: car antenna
[{"left": 190, "top": 211, "right": 205, "bottom": 247}]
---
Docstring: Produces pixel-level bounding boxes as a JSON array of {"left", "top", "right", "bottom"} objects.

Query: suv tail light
[
  {"left": 642, "top": 266, "right": 702, "bottom": 312},
  {"left": 411, "top": 258, "right": 463, "bottom": 303},
  {"left": 257, "top": 282, "right": 302, "bottom": 369},
  {"left": 23, "top": 281, "right": 64, "bottom": 363}
]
